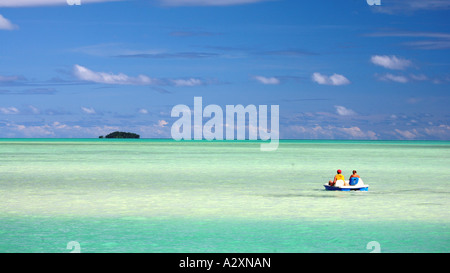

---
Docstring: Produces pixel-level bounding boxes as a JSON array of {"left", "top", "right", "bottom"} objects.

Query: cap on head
[{"left": 337, "top": 169, "right": 342, "bottom": 173}]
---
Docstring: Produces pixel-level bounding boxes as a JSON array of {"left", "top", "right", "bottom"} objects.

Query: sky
[{"left": 0, "top": 0, "right": 449, "bottom": 140}]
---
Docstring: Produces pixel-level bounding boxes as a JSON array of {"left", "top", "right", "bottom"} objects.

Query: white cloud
[
  {"left": 337, "top": 126, "right": 377, "bottom": 139},
  {"left": 377, "top": 73, "right": 409, "bottom": 83},
  {"left": 395, "top": 129, "right": 418, "bottom": 139},
  {"left": 171, "top": 78, "right": 203, "bottom": 87},
  {"left": 0, "top": 0, "right": 120, "bottom": 7},
  {"left": 138, "top": 109, "right": 149, "bottom": 114},
  {"left": 0, "top": 14, "right": 18, "bottom": 30},
  {"left": 335, "top": 106, "right": 356, "bottom": 116},
  {"left": 424, "top": 125, "right": 450, "bottom": 139},
  {"left": 81, "top": 106, "right": 96, "bottom": 114},
  {"left": 158, "top": 0, "right": 270, "bottom": 6},
  {"left": 0, "top": 106, "right": 20, "bottom": 114},
  {"left": 74, "top": 64, "right": 155, "bottom": 85},
  {"left": 73, "top": 64, "right": 206, "bottom": 87},
  {"left": 157, "top": 120, "right": 168, "bottom": 128},
  {"left": 370, "top": 55, "right": 412, "bottom": 70},
  {"left": 2, "top": 121, "right": 121, "bottom": 138},
  {"left": 312, "top": 73, "right": 328, "bottom": 85},
  {"left": 253, "top": 76, "right": 280, "bottom": 85},
  {"left": 409, "top": 74, "right": 428, "bottom": 81},
  {"left": 283, "top": 125, "right": 333, "bottom": 139},
  {"left": 375, "top": 72, "right": 444, "bottom": 84},
  {"left": 7, "top": 123, "right": 54, "bottom": 137},
  {"left": 283, "top": 125, "right": 377, "bottom": 140},
  {"left": 312, "top": 72, "right": 350, "bottom": 86}
]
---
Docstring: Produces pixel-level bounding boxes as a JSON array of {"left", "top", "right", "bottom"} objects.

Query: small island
[{"left": 99, "top": 131, "right": 140, "bottom": 139}]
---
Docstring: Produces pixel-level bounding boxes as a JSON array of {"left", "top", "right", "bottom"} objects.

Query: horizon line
[{"left": 0, "top": 137, "right": 448, "bottom": 142}]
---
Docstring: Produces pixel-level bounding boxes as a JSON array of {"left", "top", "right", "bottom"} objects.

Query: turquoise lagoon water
[{"left": 0, "top": 139, "right": 449, "bottom": 253}]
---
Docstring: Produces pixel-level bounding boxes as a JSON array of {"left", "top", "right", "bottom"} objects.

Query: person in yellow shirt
[{"left": 329, "top": 169, "right": 345, "bottom": 186}]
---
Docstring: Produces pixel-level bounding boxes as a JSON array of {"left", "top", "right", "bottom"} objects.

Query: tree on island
[{"left": 99, "top": 131, "right": 140, "bottom": 139}]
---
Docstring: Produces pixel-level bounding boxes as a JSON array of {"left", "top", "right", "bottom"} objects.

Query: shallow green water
[{"left": 0, "top": 139, "right": 449, "bottom": 252}]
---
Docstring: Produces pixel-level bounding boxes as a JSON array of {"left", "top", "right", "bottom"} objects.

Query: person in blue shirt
[{"left": 349, "top": 170, "right": 361, "bottom": 186}]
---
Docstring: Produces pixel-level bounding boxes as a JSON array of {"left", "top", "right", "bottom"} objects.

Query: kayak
[{"left": 323, "top": 179, "right": 369, "bottom": 191}]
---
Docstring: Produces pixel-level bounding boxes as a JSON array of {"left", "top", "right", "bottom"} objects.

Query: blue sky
[{"left": 0, "top": 0, "right": 449, "bottom": 139}]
